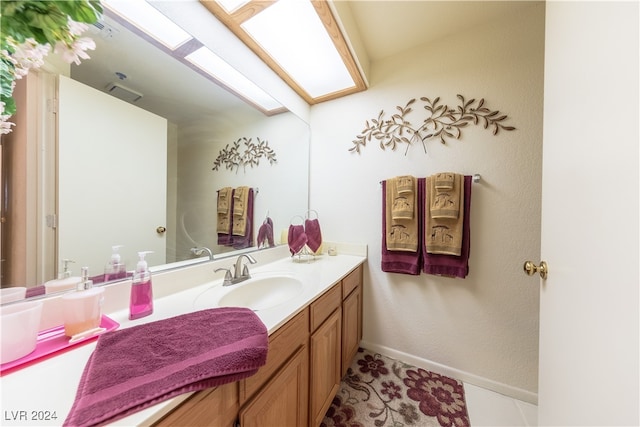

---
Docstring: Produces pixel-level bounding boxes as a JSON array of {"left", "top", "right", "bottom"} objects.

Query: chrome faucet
[
  {"left": 214, "top": 254, "right": 257, "bottom": 286},
  {"left": 233, "top": 254, "right": 257, "bottom": 282},
  {"left": 191, "top": 246, "right": 213, "bottom": 261}
]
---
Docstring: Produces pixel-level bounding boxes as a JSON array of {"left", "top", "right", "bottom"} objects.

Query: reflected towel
[
  {"left": 232, "top": 188, "right": 254, "bottom": 249},
  {"left": 232, "top": 186, "right": 250, "bottom": 236},
  {"left": 217, "top": 187, "right": 232, "bottom": 214},
  {"left": 233, "top": 186, "right": 247, "bottom": 217},
  {"left": 426, "top": 174, "right": 464, "bottom": 255},
  {"left": 430, "top": 173, "right": 462, "bottom": 219},
  {"left": 422, "top": 176, "right": 472, "bottom": 278},
  {"left": 288, "top": 224, "right": 308, "bottom": 256},
  {"left": 257, "top": 217, "right": 275, "bottom": 248},
  {"left": 381, "top": 180, "right": 421, "bottom": 275},
  {"left": 64, "top": 308, "right": 268, "bottom": 427},
  {"left": 217, "top": 188, "right": 234, "bottom": 245},
  {"left": 304, "top": 218, "right": 323, "bottom": 254},
  {"left": 385, "top": 177, "right": 418, "bottom": 252}
]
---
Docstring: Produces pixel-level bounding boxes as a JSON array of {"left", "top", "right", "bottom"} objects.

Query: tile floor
[{"left": 464, "top": 382, "right": 538, "bottom": 426}]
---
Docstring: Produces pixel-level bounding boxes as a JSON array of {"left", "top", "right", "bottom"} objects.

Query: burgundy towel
[
  {"left": 257, "top": 217, "right": 275, "bottom": 248},
  {"left": 288, "top": 224, "right": 308, "bottom": 256},
  {"left": 381, "top": 180, "right": 422, "bottom": 275},
  {"left": 304, "top": 218, "right": 323, "bottom": 254},
  {"left": 26, "top": 285, "right": 46, "bottom": 298},
  {"left": 232, "top": 188, "right": 254, "bottom": 250},
  {"left": 64, "top": 308, "right": 268, "bottom": 427},
  {"left": 421, "top": 176, "right": 472, "bottom": 278}
]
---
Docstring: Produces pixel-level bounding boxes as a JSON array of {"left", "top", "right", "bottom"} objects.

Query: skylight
[
  {"left": 101, "top": 0, "right": 284, "bottom": 114},
  {"left": 200, "top": 0, "right": 367, "bottom": 104},
  {"left": 241, "top": 0, "right": 356, "bottom": 98},
  {"left": 185, "top": 47, "right": 283, "bottom": 112},
  {"left": 102, "top": 0, "right": 192, "bottom": 50}
]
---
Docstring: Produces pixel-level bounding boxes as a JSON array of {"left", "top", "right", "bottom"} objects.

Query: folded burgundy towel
[
  {"left": 64, "top": 308, "right": 268, "bottom": 427},
  {"left": 288, "top": 224, "right": 308, "bottom": 255},
  {"left": 304, "top": 218, "right": 323, "bottom": 254}
]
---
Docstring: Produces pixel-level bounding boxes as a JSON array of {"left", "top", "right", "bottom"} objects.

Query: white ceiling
[{"left": 71, "top": 1, "right": 537, "bottom": 123}]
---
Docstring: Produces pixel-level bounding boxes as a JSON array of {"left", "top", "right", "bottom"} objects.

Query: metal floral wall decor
[
  {"left": 349, "top": 95, "right": 516, "bottom": 154},
  {"left": 212, "top": 137, "right": 277, "bottom": 173}
]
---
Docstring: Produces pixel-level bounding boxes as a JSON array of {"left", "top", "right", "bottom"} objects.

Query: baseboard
[{"left": 359, "top": 340, "right": 538, "bottom": 405}]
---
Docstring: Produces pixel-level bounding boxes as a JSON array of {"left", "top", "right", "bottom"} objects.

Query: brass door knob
[
  {"left": 156, "top": 226, "right": 167, "bottom": 234},
  {"left": 523, "top": 261, "right": 548, "bottom": 279}
]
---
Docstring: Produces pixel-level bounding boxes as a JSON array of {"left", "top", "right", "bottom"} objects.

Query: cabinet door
[
  {"left": 309, "top": 308, "right": 342, "bottom": 427},
  {"left": 153, "top": 381, "right": 238, "bottom": 427},
  {"left": 342, "top": 283, "right": 362, "bottom": 376},
  {"left": 239, "top": 345, "right": 309, "bottom": 427}
]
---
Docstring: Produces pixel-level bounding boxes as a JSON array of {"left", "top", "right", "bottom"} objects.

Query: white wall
[{"left": 309, "top": 3, "right": 545, "bottom": 401}]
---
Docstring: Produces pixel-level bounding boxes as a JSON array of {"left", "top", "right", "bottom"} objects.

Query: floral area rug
[{"left": 322, "top": 348, "right": 470, "bottom": 427}]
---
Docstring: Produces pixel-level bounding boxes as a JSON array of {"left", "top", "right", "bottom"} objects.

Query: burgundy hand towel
[
  {"left": 422, "top": 175, "right": 472, "bottom": 278},
  {"left": 381, "top": 180, "right": 422, "bottom": 275},
  {"left": 257, "top": 217, "right": 275, "bottom": 248},
  {"left": 304, "top": 218, "right": 323, "bottom": 254},
  {"left": 64, "top": 307, "right": 268, "bottom": 427},
  {"left": 288, "top": 224, "right": 308, "bottom": 255}
]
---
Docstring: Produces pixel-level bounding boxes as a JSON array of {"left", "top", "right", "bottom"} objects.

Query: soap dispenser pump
[
  {"left": 43, "top": 259, "right": 82, "bottom": 294},
  {"left": 105, "top": 245, "right": 126, "bottom": 281},
  {"left": 130, "top": 251, "right": 154, "bottom": 320}
]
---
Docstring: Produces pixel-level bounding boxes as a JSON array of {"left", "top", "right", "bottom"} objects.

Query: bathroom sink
[{"left": 215, "top": 273, "right": 304, "bottom": 311}]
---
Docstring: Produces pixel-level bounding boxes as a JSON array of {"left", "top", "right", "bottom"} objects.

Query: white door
[
  {"left": 57, "top": 76, "right": 167, "bottom": 276},
  {"left": 538, "top": 2, "right": 638, "bottom": 425}
]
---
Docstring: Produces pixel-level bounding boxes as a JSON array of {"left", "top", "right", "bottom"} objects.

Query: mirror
[{"left": 0, "top": 5, "right": 309, "bottom": 301}]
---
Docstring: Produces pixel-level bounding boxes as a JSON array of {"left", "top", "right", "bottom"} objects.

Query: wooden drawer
[
  {"left": 310, "top": 283, "right": 342, "bottom": 332},
  {"left": 239, "top": 308, "right": 309, "bottom": 404},
  {"left": 342, "top": 265, "right": 362, "bottom": 299}
]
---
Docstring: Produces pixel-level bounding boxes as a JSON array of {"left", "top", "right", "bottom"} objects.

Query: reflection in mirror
[{"left": 0, "top": 7, "right": 310, "bottom": 301}]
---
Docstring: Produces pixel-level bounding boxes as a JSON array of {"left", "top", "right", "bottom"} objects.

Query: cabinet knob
[{"left": 156, "top": 226, "right": 166, "bottom": 234}]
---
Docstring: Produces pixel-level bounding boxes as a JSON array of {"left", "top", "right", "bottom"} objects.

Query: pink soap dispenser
[{"left": 129, "top": 251, "right": 153, "bottom": 320}]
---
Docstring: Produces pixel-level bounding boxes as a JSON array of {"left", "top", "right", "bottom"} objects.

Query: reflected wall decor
[{"left": 212, "top": 137, "right": 277, "bottom": 173}]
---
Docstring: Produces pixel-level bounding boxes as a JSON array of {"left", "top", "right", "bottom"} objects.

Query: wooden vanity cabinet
[
  {"left": 152, "top": 263, "right": 365, "bottom": 427},
  {"left": 239, "top": 309, "right": 309, "bottom": 427},
  {"left": 309, "top": 283, "right": 342, "bottom": 427},
  {"left": 153, "top": 381, "right": 238, "bottom": 427},
  {"left": 341, "top": 265, "right": 363, "bottom": 376}
]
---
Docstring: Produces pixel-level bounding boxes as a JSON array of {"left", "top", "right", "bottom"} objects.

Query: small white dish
[{"left": 1, "top": 300, "right": 44, "bottom": 364}]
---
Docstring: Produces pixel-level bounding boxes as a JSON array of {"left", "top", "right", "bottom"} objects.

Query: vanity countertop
[{"left": 0, "top": 245, "right": 366, "bottom": 426}]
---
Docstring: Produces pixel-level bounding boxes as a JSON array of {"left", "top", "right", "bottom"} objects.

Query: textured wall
[{"left": 309, "top": 3, "right": 545, "bottom": 400}]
